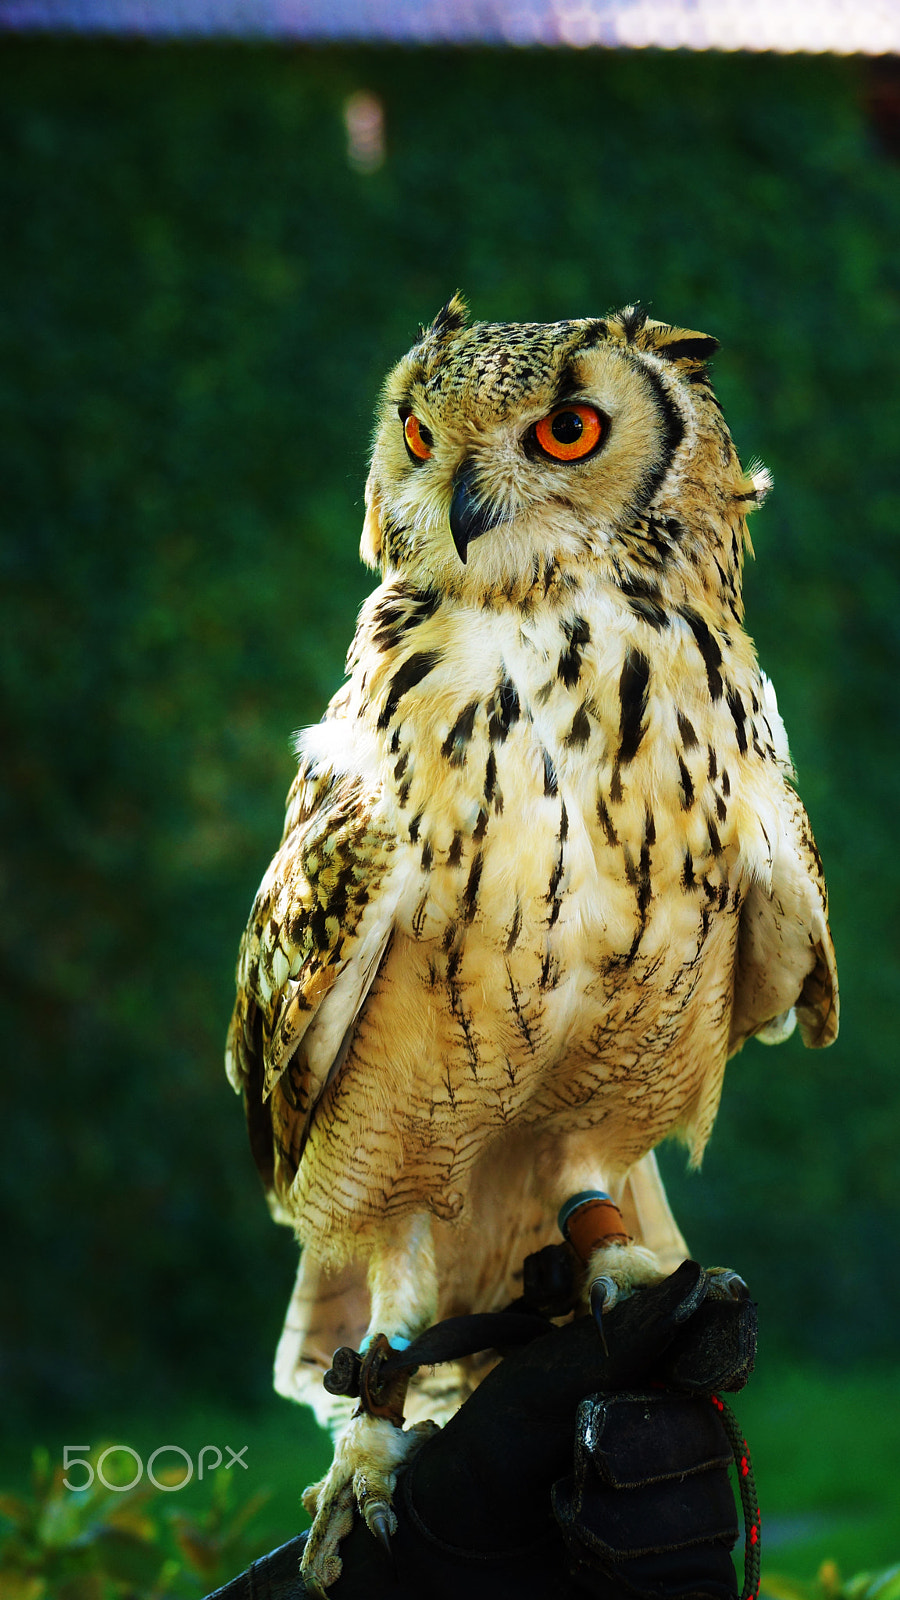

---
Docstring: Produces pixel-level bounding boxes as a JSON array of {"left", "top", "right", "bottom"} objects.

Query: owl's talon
[
  {"left": 363, "top": 1497, "right": 397, "bottom": 1563},
  {"left": 707, "top": 1268, "right": 750, "bottom": 1302},
  {"left": 590, "top": 1273, "right": 621, "bottom": 1314},
  {"left": 301, "top": 1410, "right": 431, "bottom": 1589},
  {"left": 590, "top": 1274, "right": 619, "bottom": 1354}
]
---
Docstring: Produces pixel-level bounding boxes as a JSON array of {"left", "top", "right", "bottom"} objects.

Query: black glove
[{"left": 206, "top": 1261, "right": 756, "bottom": 1600}]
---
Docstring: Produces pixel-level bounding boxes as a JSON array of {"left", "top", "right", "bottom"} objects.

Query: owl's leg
[
  {"left": 544, "top": 1147, "right": 677, "bottom": 1332},
  {"left": 300, "top": 1212, "right": 439, "bottom": 1595},
  {"left": 365, "top": 1209, "right": 439, "bottom": 1348},
  {"left": 619, "top": 1149, "right": 690, "bottom": 1273}
]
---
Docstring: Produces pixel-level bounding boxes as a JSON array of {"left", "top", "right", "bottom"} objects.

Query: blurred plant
[
  {"left": 765, "top": 1561, "right": 900, "bottom": 1600},
  {"left": 0, "top": 1445, "right": 270, "bottom": 1599}
]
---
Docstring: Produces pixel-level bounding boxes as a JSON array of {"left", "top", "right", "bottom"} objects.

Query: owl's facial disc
[{"left": 448, "top": 459, "right": 508, "bottom": 564}]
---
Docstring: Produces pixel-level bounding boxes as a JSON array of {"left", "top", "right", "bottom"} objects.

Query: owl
[{"left": 226, "top": 296, "right": 838, "bottom": 1592}]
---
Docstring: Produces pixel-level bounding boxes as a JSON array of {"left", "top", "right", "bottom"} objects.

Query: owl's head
[{"left": 362, "top": 295, "right": 768, "bottom": 608}]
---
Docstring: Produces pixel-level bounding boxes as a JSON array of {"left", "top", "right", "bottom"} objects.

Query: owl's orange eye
[
  {"left": 403, "top": 414, "right": 433, "bottom": 461},
  {"left": 533, "top": 404, "right": 606, "bottom": 462}
]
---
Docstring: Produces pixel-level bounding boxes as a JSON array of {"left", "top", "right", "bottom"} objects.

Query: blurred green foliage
[
  {"left": 766, "top": 1565, "right": 900, "bottom": 1600},
  {"left": 0, "top": 1443, "right": 271, "bottom": 1597},
  {"left": 738, "top": 1362, "right": 900, "bottom": 1575},
  {"left": 1, "top": 39, "right": 899, "bottom": 1433}
]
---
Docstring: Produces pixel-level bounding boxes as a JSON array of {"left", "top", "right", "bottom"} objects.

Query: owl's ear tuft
[
  {"left": 646, "top": 324, "right": 721, "bottom": 368},
  {"left": 422, "top": 292, "right": 469, "bottom": 341},
  {"left": 360, "top": 471, "right": 383, "bottom": 569},
  {"left": 617, "top": 303, "right": 649, "bottom": 343}
]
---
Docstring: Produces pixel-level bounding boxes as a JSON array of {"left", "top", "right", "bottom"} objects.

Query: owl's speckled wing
[
  {"left": 721, "top": 669, "right": 837, "bottom": 1054},
  {"left": 731, "top": 781, "right": 838, "bottom": 1053},
  {"left": 225, "top": 735, "right": 397, "bottom": 1207}
]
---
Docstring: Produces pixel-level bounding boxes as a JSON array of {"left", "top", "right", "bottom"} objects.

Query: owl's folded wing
[
  {"left": 226, "top": 762, "right": 398, "bottom": 1208},
  {"left": 729, "top": 783, "right": 838, "bottom": 1055}
]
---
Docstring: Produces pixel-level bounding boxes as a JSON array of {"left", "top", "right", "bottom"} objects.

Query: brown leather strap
[
  {"left": 357, "top": 1332, "right": 413, "bottom": 1424},
  {"left": 564, "top": 1197, "right": 631, "bottom": 1263}
]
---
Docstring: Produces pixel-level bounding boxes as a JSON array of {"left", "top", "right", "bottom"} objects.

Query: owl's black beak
[{"left": 448, "top": 460, "right": 506, "bottom": 564}]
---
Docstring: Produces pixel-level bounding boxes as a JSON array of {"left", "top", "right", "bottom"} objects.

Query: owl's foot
[
  {"left": 585, "top": 1237, "right": 667, "bottom": 1345},
  {"left": 586, "top": 1250, "right": 749, "bottom": 1352},
  {"left": 300, "top": 1410, "right": 437, "bottom": 1594},
  {"left": 557, "top": 1191, "right": 671, "bottom": 1351}
]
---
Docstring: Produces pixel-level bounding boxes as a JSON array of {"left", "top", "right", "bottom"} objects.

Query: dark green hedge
[{"left": 2, "top": 39, "right": 898, "bottom": 1421}]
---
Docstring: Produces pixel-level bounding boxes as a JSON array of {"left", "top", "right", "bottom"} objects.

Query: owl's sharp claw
[
  {"left": 363, "top": 1498, "right": 397, "bottom": 1566},
  {"left": 708, "top": 1269, "right": 750, "bottom": 1302},
  {"left": 590, "top": 1273, "right": 620, "bottom": 1314},
  {"left": 590, "top": 1274, "right": 619, "bottom": 1355}
]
